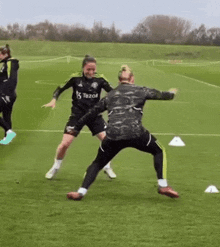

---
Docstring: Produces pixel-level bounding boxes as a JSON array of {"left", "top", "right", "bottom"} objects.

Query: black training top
[
  {"left": 0, "top": 58, "right": 19, "bottom": 97},
  {"left": 53, "top": 72, "right": 113, "bottom": 114},
  {"left": 75, "top": 83, "right": 175, "bottom": 140}
]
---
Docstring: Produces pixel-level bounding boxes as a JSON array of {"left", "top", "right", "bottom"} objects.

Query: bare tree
[
  {"left": 207, "top": 27, "right": 220, "bottom": 45},
  {"left": 66, "top": 24, "right": 91, "bottom": 42},
  {"left": 108, "top": 22, "right": 120, "bottom": 42},
  {"left": 1, "top": 17, "right": 220, "bottom": 45},
  {"left": 186, "top": 24, "right": 209, "bottom": 45},
  {"left": 91, "top": 21, "right": 120, "bottom": 42},
  {"left": 0, "top": 26, "right": 10, "bottom": 40},
  {"left": 6, "top": 23, "right": 22, "bottom": 39},
  {"left": 132, "top": 15, "right": 192, "bottom": 44}
]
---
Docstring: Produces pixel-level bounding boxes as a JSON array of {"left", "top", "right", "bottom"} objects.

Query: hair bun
[
  {"left": 0, "top": 44, "right": 11, "bottom": 57},
  {"left": 82, "top": 55, "right": 96, "bottom": 67}
]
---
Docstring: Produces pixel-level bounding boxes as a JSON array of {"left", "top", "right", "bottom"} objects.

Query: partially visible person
[
  {"left": 67, "top": 65, "right": 179, "bottom": 201},
  {"left": 0, "top": 44, "right": 19, "bottom": 145},
  {"left": 43, "top": 55, "right": 116, "bottom": 179}
]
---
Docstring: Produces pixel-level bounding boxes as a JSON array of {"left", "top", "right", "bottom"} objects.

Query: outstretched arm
[
  {"left": 42, "top": 98, "right": 57, "bottom": 109},
  {"left": 144, "top": 87, "right": 178, "bottom": 100},
  {"left": 42, "top": 79, "right": 73, "bottom": 109}
]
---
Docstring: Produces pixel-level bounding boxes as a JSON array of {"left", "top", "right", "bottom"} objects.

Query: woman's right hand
[{"left": 42, "top": 98, "right": 56, "bottom": 109}]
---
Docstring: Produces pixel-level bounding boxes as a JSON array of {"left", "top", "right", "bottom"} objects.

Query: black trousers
[
  {"left": 0, "top": 96, "right": 16, "bottom": 133},
  {"left": 81, "top": 131, "right": 166, "bottom": 189}
]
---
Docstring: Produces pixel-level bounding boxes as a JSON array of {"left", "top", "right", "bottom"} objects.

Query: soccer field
[{"left": 1, "top": 41, "right": 220, "bottom": 247}]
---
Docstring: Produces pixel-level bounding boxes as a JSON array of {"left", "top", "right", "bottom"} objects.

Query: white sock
[
  {"left": 6, "top": 129, "right": 13, "bottom": 134},
  {"left": 78, "top": 187, "right": 87, "bottom": 196},
  {"left": 158, "top": 179, "right": 168, "bottom": 187},
  {"left": 53, "top": 159, "right": 62, "bottom": 169},
  {"left": 103, "top": 162, "right": 110, "bottom": 170}
]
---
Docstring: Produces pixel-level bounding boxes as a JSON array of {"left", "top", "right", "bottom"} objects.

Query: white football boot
[
  {"left": 103, "top": 167, "right": 117, "bottom": 179},
  {"left": 45, "top": 166, "right": 59, "bottom": 179}
]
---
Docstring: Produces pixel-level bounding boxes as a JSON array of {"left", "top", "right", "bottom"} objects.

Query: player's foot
[
  {"left": 104, "top": 167, "right": 117, "bottom": 179},
  {"left": 158, "top": 186, "right": 179, "bottom": 198},
  {"left": 67, "top": 192, "right": 83, "bottom": 201},
  {"left": 45, "top": 167, "right": 59, "bottom": 179},
  {"left": 0, "top": 131, "right": 16, "bottom": 145}
]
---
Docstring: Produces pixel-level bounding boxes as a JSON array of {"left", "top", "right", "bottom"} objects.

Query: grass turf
[{"left": 0, "top": 41, "right": 220, "bottom": 247}]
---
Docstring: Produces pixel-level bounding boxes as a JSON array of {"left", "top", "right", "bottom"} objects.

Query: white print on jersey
[
  {"left": 91, "top": 82, "right": 98, "bottom": 89},
  {"left": 76, "top": 90, "right": 98, "bottom": 99}
]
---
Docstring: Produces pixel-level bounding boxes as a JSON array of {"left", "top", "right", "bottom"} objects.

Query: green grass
[{"left": 1, "top": 41, "right": 220, "bottom": 247}]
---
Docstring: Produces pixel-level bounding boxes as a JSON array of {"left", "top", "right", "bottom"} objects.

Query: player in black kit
[
  {"left": 0, "top": 44, "right": 18, "bottom": 145},
  {"left": 43, "top": 55, "right": 116, "bottom": 179},
  {"left": 67, "top": 65, "right": 179, "bottom": 200}
]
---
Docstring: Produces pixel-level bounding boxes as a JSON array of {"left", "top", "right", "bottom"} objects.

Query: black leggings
[
  {"left": 0, "top": 96, "right": 16, "bottom": 134},
  {"left": 81, "top": 131, "right": 166, "bottom": 189}
]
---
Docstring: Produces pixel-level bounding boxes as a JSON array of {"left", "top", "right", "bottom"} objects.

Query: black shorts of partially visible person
[{"left": 64, "top": 113, "right": 107, "bottom": 136}]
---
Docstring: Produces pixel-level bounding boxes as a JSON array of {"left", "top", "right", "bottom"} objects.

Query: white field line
[
  {"left": 99, "top": 61, "right": 138, "bottom": 65},
  {"left": 21, "top": 56, "right": 83, "bottom": 63},
  {"left": 151, "top": 101, "right": 190, "bottom": 104},
  {"left": 21, "top": 56, "right": 140, "bottom": 64},
  {"left": 21, "top": 56, "right": 69, "bottom": 63},
  {"left": 175, "top": 73, "right": 220, "bottom": 89},
  {"left": 19, "top": 57, "right": 220, "bottom": 67},
  {"left": 21, "top": 56, "right": 148, "bottom": 65},
  {"left": 13, "top": 129, "right": 220, "bottom": 137},
  {"left": 147, "top": 60, "right": 220, "bottom": 66},
  {"left": 35, "top": 80, "right": 58, "bottom": 85}
]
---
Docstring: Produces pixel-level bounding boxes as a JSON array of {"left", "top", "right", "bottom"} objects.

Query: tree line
[{"left": 1, "top": 15, "right": 220, "bottom": 46}]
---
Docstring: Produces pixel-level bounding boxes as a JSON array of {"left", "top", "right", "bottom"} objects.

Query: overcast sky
[{"left": 0, "top": 0, "right": 220, "bottom": 33}]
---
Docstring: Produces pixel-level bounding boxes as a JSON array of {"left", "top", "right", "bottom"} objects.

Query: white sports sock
[
  {"left": 78, "top": 187, "right": 87, "bottom": 196},
  {"left": 53, "top": 159, "right": 62, "bottom": 169},
  {"left": 6, "top": 129, "right": 13, "bottom": 134},
  {"left": 158, "top": 179, "right": 168, "bottom": 187},
  {"left": 103, "top": 162, "right": 110, "bottom": 170}
]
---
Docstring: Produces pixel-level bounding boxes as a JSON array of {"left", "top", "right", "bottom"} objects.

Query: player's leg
[
  {"left": 45, "top": 133, "right": 75, "bottom": 179},
  {"left": 0, "top": 98, "right": 16, "bottom": 145},
  {"left": 2, "top": 97, "right": 16, "bottom": 130},
  {"left": 88, "top": 115, "right": 116, "bottom": 179},
  {"left": 96, "top": 131, "right": 117, "bottom": 179},
  {"left": 0, "top": 116, "right": 10, "bottom": 135},
  {"left": 56, "top": 133, "right": 75, "bottom": 159},
  {"left": 149, "top": 140, "right": 178, "bottom": 198},
  {"left": 67, "top": 138, "right": 123, "bottom": 200},
  {"left": 45, "top": 114, "right": 78, "bottom": 179},
  {"left": 134, "top": 131, "right": 179, "bottom": 198}
]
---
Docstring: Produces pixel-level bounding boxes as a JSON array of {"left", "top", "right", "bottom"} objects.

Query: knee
[{"left": 96, "top": 131, "right": 106, "bottom": 141}]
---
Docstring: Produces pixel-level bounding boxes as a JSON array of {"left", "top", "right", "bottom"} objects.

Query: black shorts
[
  {"left": 91, "top": 130, "right": 160, "bottom": 170},
  {"left": 100, "top": 130, "right": 157, "bottom": 157},
  {"left": 64, "top": 113, "right": 107, "bottom": 136}
]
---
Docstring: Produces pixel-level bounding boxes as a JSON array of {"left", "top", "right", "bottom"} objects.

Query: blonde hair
[{"left": 118, "top": 65, "right": 133, "bottom": 81}]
